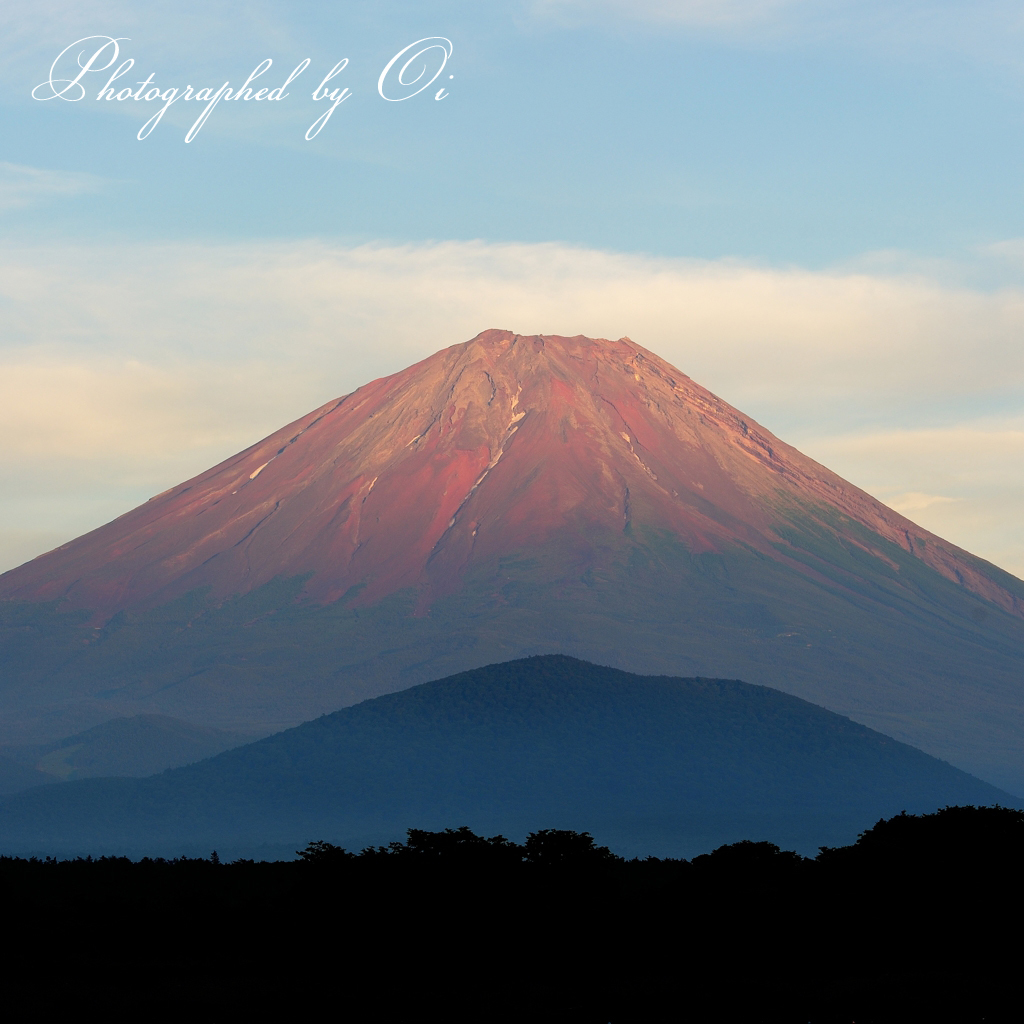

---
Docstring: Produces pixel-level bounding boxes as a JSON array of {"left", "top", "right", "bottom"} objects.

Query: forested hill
[{"left": 0, "top": 656, "right": 1013, "bottom": 858}]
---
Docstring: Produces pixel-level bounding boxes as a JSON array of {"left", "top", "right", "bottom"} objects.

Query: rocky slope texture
[
  {"left": 2, "top": 330, "right": 1019, "bottom": 618},
  {"left": 1, "top": 332, "right": 1023, "bottom": 790},
  {"left": 0, "top": 657, "right": 1011, "bottom": 859}
]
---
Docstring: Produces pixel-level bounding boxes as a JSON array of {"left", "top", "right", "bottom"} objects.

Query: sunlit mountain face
[
  {"left": 2, "top": 331, "right": 1023, "bottom": 791},
  {"left": 4, "top": 329, "right": 1019, "bottom": 618}
]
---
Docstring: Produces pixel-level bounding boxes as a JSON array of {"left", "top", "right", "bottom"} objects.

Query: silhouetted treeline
[{"left": 4, "top": 806, "right": 1022, "bottom": 1022}]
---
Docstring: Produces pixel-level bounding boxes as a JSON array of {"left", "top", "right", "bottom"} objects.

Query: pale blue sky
[
  {"left": 2, "top": 1, "right": 1023, "bottom": 577},
  {"left": 6, "top": 2, "right": 1024, "bottom": 262}
]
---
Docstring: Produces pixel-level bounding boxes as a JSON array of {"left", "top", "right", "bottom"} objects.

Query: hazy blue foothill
[
  {"left": 0, "top": 714, "right": 252, "bottom": 791},
  {"left": 0, "top": 755, "right": 55, "bottom": 797},
  {"left": 0, "top": 656, "right": 1012, "bottom": 860}
]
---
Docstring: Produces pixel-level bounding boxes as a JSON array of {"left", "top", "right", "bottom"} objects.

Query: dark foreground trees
[{"left": 3, "top": 807, "right": 1022, "bottom": 1022}]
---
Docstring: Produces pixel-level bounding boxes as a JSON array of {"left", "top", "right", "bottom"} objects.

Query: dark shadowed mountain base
[
  {"left": 4, "top": 521, "right": 1023, "bottom": 793},
  {"left": 0, "top": 657, "right": 1012, "bottom": 860}
]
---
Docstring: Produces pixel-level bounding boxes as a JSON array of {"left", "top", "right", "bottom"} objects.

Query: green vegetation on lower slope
[{"left": 0, "top": 656, "right": 1012, "bottom": 859}]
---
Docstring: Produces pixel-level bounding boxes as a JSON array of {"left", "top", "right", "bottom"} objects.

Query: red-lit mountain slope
[
  {"left": 1, "top": 330, "right": 1019, "bottom": 620},
  {"left": 2, "top": 331, "right": 1023, "bottom": 793}
]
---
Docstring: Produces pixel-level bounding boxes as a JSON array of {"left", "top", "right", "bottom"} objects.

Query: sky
[{"left": 2, "top": 1, "right": 1023, "bottom": 578}]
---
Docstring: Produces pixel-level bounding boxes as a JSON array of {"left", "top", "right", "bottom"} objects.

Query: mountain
[
  {"left": 0, "top": 656, "right": 1011, "bottom": 859},
  {"left": 4, "top": 330, "right": 1019, "bottom": 618},
  {"left": 0, "top": 756, "right": 54, "bottom": 798},
  {"left": 1, "top": 331, "right": 1023, "bottom": 790},
  {"left": 0, "top": 715, "right": 251, "bottom": 789}
]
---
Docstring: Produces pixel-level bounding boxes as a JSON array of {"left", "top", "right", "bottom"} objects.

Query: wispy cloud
[
  {"left": 531, "top": 0, "right": 811, "bottom": 30},
  {"left": 3, "top": 238, "right": 1023, "bottom": 422},
  {"left": 885, "top": 492, "right": 957, "bottom": 515},
  {"left": 0, "top": 162, "right": 105, "bottom": 211},
  {"left": 0, "top": 238, "right": 1021, "bottom": 576},
  {"left": 530, "top": 0, "right": 1024, "bottom": 72},
  {"left": 803, "top": 420, "right": 1024, "bottom": 577}
]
